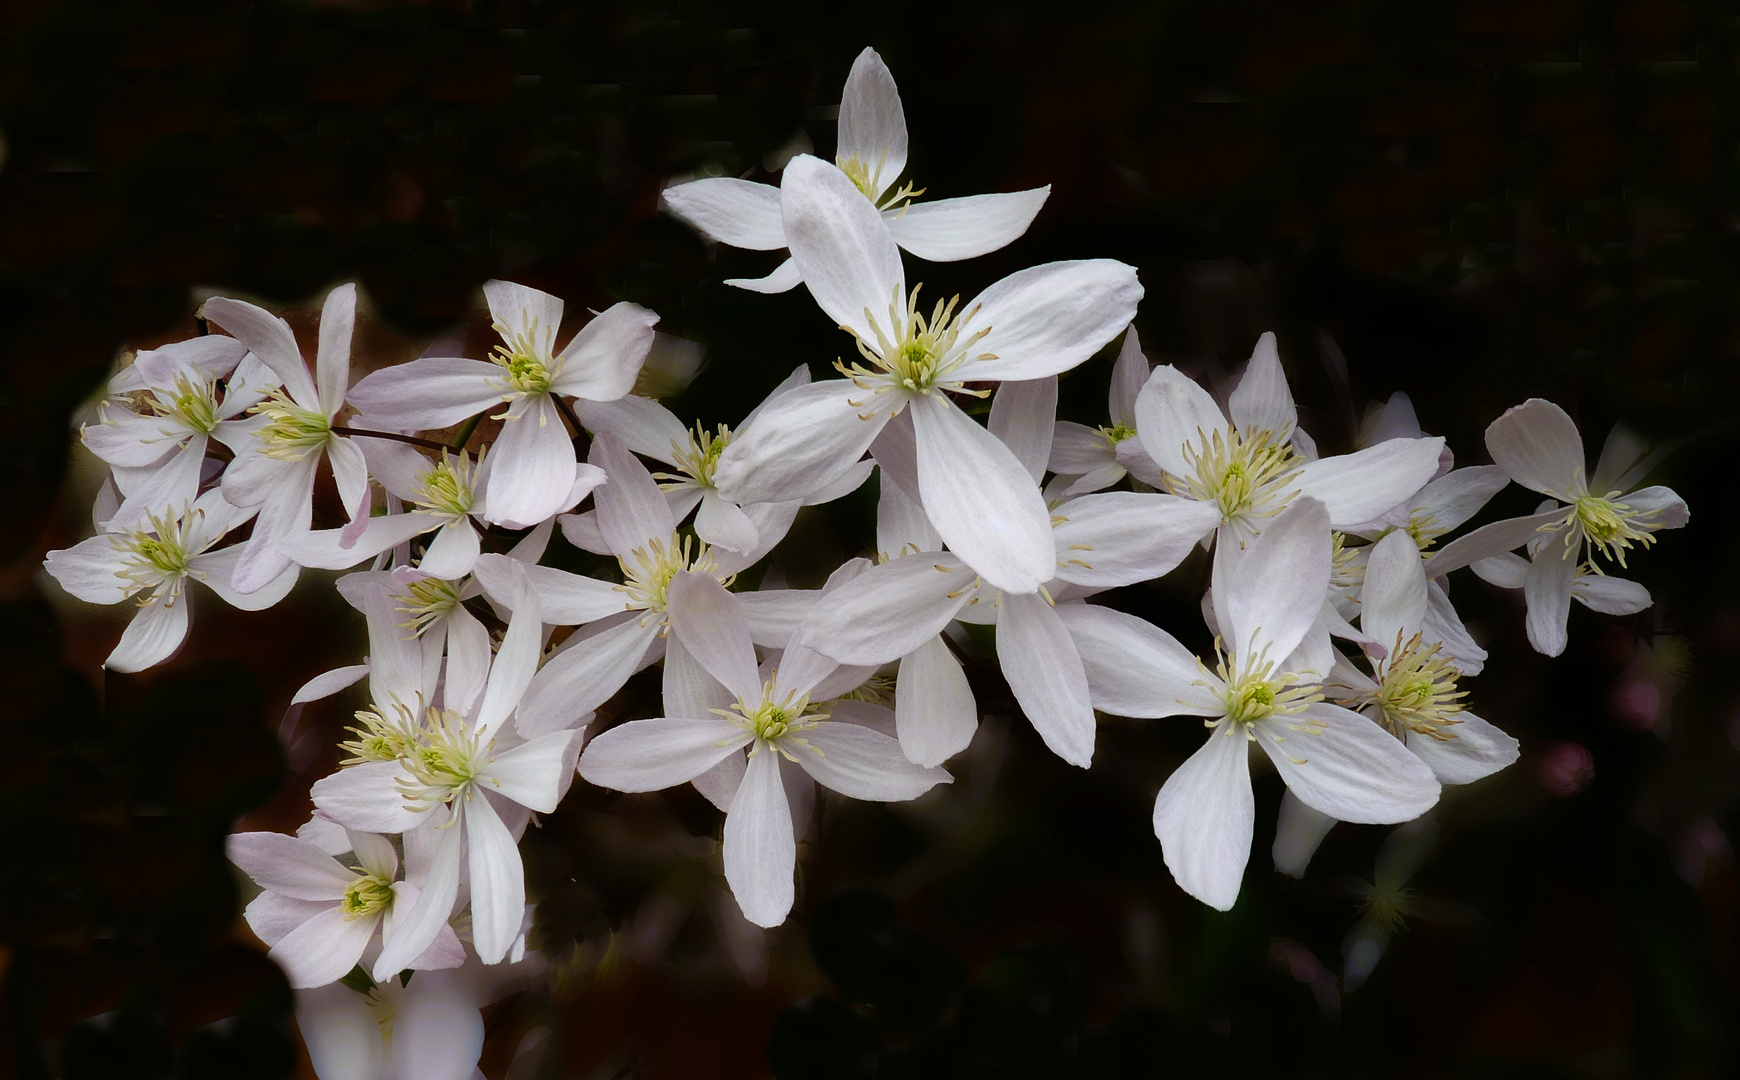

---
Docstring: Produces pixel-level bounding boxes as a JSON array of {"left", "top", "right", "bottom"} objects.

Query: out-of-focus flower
[{"left": 1536, "top": 740, "right": 1595, "bottom": 796}]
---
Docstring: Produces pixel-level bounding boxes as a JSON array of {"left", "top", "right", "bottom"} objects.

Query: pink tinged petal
[
  {"left": 348, "top": 830, "right": 398, "bottom": 879},
  {"left": 464, "top": 793, "right": 525, "bottom": 964},
  {"left": 474, "top": 570, "right": 541, "bottom": 737},
  {"left": 894, "top": 636, "right": 978, "bottom": 767},
  {"left": 244, "top": 892, "right": 331, "bottom": 946},
  {"left": 724, "top": 750, "right": 796, "bottom": 928},
  {"left": 226, "top": 832, "right": 355, "bottom": 899},
  {"left": 218, "top": 356, "right": 277, "bottom": 419},
  {"left": 1109, "top": 327, "right": 1151, "bottom": 429},
  {"left": 1050, "top": 492, "right": 1221, "bottom": 588},
  {"left": 294, "top": 983, "right": 386, "bottom": 1080},
  {"left": 959, "top": 261, "right": 1143, "bottom": 382},
  {"left": 570, "top": 394, "right": 690, "bottom": 463},
  {"left": 1272, "top": 789, "right": 1337, "bottom": 878},
  {"left": 717, "top": 379, "right": 891, "bottom": 506},
  {"left": 1413, "top": 465, "right": 1510, "bottom": 533},
  {"left": 315, "top": 283, "right": 356, "bottom": 414},
  {"left": 1293, "top": 437, "right": 1447, "bottom": 528},
  {"left": 735, "top": 589, "right": 820, "bottom": 647},
  {"left": 44, "top": 536, "right": 133, "bottom": 605},
  {"left": 1256, "top": 702, "right": 1440, "bottom": 824},
  {"left": 441, "top": 606, "right": 491, "bottom": 718},
  {"left": 405, "top": 921, "right": 465, "bottom": 972},
  {"left": 516, "top": 616, "right": 661, "bottom": 737},
  {"left": 324, "top": 438, "right": 371, "bottom": 538},
  {"left": 1227, "top": 332, "right": 1296, "bottom": 439},
  {"left": 713, "top": 499, "right": 803, "bottom": 576},
  {"left": 1523, "top": 539, "right": 1577, "bottom": 656},
  {"left": 552, "top": 302, "right": 660, "bottom": 403},
  {"left": 1575, "top": 574, "right": 1652, "bottom": 615},
  {"left": 486, "top": 731, "right": 580, "bottom": 813},
  {"left": 1219, "top": 497, "right": 1331, "bottom": 666},
  {"left": 484, "top": 280, "right": 563, "bottom": 356},
  {"left": 413, "top": 520, "right": 480, "bottom": 579},
  {"left": 882, "top": 187, "right": 1051, "bottom": 261},
  {"left": 668, "top": 571, "right": 762, "bottom": 702},
  {"left": 270, "top": 906, "right": 378, "bottom": 989},
  {"left": 1485, "top": 398, "right": 1586, "bottom": 497},
  {"left": 1052, "top": 603, "right": 1221, "bottom": 718},
  {"left": 781, "top": 154, "right": 905, "bottom": 340},
  {"left": 911, "top": 393, "right": 1054, "bottom": 594},
  {"left": 311, "top": 760, "right": 427, "bottom": 834},
  {"left": 282, "top": 514, "right": 435, "bottom": 571},
  {"left": 484, "top": 395, "right": 577, "bottom": 528},
  {"left": 581, "top": 716, "right": 752, "bottom": 792},
  {"left": 199, "top": 296, "right": 317, "bottom": 406},
  {"left": 357, "top": 434, "right": 434, "bottom": 502},
  {"left": 1134, "top": 365, "right": 1229, "bottom": 480},
  {"left": 473, "top": 554, "right": 622, "bottom": 625},
  {"left": 800, "top": 554, "right": 972, "bottom": 665},
  {"left": 725, "top": 257, "right": 804, "bottom": 293},
  {"left": 391, "top": 969, "right": 486, "bottom": 1080},
  {"left": 997, "top": 592, "right": 1096, "bottom": 768},
  {"left": 218, "top": 434, "right": 292, "bottom": 508},
  {"left": 665, "top": 633, "right": 734, "bottom": 720},
  {"left": 693, "top": 752, "right": 747, "bottom": 811},
  {"left": 660, "top": 177, "right": 786, "bottom": 249},
  {"left": 792, "top": 721, "right": 950, "bottom": 800},
  {"left": 105, "top": 596, "right": 191, "bottom": 673},
  {"left": 1423, "top": 582, "right": 1487, "bottom": 675},
  {"left": 695, "top": 491, "right": 760, "bottom": 553},
  {"left": 987, "top": 376, "right": 1058, "bottom": 484},
  {"left": 369, "top": 814, "right": 461, "bottom": 980},
  {"left": 589, "top": 433, "right": 676, "bottom": 557},
  {"left": 293, "top": 664, "right": 370, "bottom": 706},
  {"left": 108, "top": 443, "right": 209, "bottom": 533},
  {"left": 81, "top": 407, "right": 185, "bottom": 468},
  {"left": 1624, "top": 484, "right": 1688, "bottom": 529},
  {"left": 1405, "top": 709, "right": 1519, "bottom": 785},
  {"left": 1361, "top": 530, "right": 1429, "bottom": 654},
  {"left": 1049, "top": 422, "right": 1116, "bottom": 475},
  {"left": 231, "top": 455, "right": 319, "bottom": 593},
  {"left": 837, "top": 47, "right": 908, "bottom": 194},
  {"left": 1422, "top": 506, "right": 1569, "bottom": 578},
  {"left": 137, "top": 334, "right": 249, "bottom": 384},
  {"left": 344, "top": 358, "right": 504, "bottom": 431},
  {"left": 1153, "top": 722, "right": 1254, "bottom": 912}
]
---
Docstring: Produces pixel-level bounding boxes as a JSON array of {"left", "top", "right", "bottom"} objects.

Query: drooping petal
[
  {"left": 1424, "top": 581, "right": 1488, "bottom": 674},
  {"left": 1052, "top": 604, "right": 1221, "bottom": 718},
  {"left": 997, "top": 592, "right": 1096, "bottom": 768},
  {"left": 105, "top": 596, "right": 191, "bottom": 673},
  {"left": 724, "top": 258, "right": 804, "bottom": 293},
  {"left": 1050, "top": 492, "right": 1221, "bottom": 588},
  {"left": 660, "top": 177, "right": 787, "bottom": 249},
  {"left": 344, "top": 358, "right": 504, "bottom": 431},
  {"left": 792, "top": 721, "right": 950, "bottom": 800},
  {"left": 441, "top": 605, "right": 491, "bottom": 718},
  {"left": 1272, "top": 789, "right": 1338, "bottom": 878},
  {"left": 1484, "top": 398, "right": 1585, "bottom": 497},
  {"left": 481, "top": 396, "right": 577, "bottom": 529},
  {"left": 44, "top": 535, "right": 132, "bottom": 605},
  {"left": 315, "top": 283, "right": 356, "bottom": 415},
  {"left": 487, "top": 731, "right": 580, "bottom": 813},
  {"left": 987, "top": 376, "right": 1057, "bottom": 485},
  {"left": 226, "top": 832, "right": 355, "bottom": 900},
  {"left": 894, "top": 635, "right": 978, "bottom": 767},
  {"left": 311, "top": 761, "right": 427, "bottom": 835},
  {"left": 1360, "top": 530, "right": 1429, "bottom": 654},
  {"left": 883, "top": 187, "right": 1050, "bottom": 261},
  {"left": 723, "top": 750, "right": 796, "bottom": 928},
  {"left": 369, "top": 811, "right": 461, "bottom": 980},
  {"left": 668, "top": 572, "right": 762, "bottom": 704},
  {"left": 716, "top": 378, "right": 885, "bottom": 509},
  {"left": 1255, "top": 703, "right": 1440, "bottom": 824},
  {"left": 800, "top": 553, "right": 972, "bottom": 665},
  {"left": 1226, "top": 332, "right": 1296, "bottom": 440},
  {"left": 960, "top": 261, "right": 1143, "bottom": 382},
  {"left": 516, "top": 615, "right": 660, "bottom": 737},
  {"left": 270, "top": 906, "right": 378, "bottom": 989},
  {"left": 1404, "top": 710, "right": 1519, "bottom": 785},
  {"left": 1523, "top": 539, "right": 1578, "bottom": 656},
  {"left": 416, "top": 520, "right": 481, "bottom": 580},
  {"left": 1133, "top": 365, "right": 1229, "bottom": 481},
  {"left": 465, "top": 793, "right": 525, "bottom": 964},
  {"left": 1153, "top": 723, "right": 1254, "bottom": 912},
  {"left": 570, "top": 394, "right": 691, "bottom": 464},
  {"left": 552, "top": 301, "right": 660, "bottom": 403},
  {"left": 199, "top": 296, "right": 318, "bottom": 407},
  {"left": 1218, "top": 497, "right": 1330, "bottom": 668},
  {"left": 780, "top": 153, "right": 904, "bottom": 341},
  {"left": 1575, "top": 574, "right": 1652, "bottom": 615},
  {"left": 1293, "top": 438, "right": 1446, "bottom": 528},
  {"left": 327, "top": 437, "right": 372, "bottom": 539},
  {"left": 389, "top": 969, "right": 485, "bottom": 1080},
  {"left": 472, "top": 564, "right": 541, "bottom": 736},
  {"left": 836, "top": 47, "right": 908, "bottom": 199}
]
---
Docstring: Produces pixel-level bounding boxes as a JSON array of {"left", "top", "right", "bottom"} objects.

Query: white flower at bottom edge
[{"left": 578, "top": 571, "right": 949, "bottom": 928}]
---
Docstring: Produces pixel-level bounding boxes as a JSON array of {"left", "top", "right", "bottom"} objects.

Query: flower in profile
[
  {"left": 661, "top": 47, "right": 1050, "bottom": 292},
  {"left": 1046, "top": 326, "right": 1161, "bottom": 497}
]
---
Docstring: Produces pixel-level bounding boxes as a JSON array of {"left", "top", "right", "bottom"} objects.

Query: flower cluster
[{"left": 44, "top": 48, "right": 1689, "bottom": 1078}]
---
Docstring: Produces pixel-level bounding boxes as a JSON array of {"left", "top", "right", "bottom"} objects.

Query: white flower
[
  {"left": 228, "top": 828, "right": 463, "bottom": 988},
  {"left": 201, "top": 283, "right": 369, "bottom": 592},
  {"left": 1045, "top": 327, "right": 1165, "bottom": 497},
  {"left": 661, "top": 47, "right": 1050, "bottom": 293},
  {"left": 81, "top": 335, "right": 270, "bottom": 531},
  {"left": 43, "top": 488, "right": 296, "bottom": 672},
  {"left": 578, "top": 571, "right": 949, "bottom": 927},
  {"left": 1422, "top": 400, "right": 1687, "bottom": 656},
  {"left": 1469, "top": 544, "right": 1656, "bottom": 630},
  {"left": 1054, "top": 498, "right": 1440, "bottom": 910},
  {"left": 711, "top": 153, "right": 1142, "bottom": 593},
  {"left": 344, "top": 280, "right": 659, "bottom": 528},
  {"left": 1130, "top": 332, "right": 1445, "bottom": 549}
]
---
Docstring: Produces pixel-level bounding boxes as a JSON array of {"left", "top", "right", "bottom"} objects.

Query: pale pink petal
[
  {"left": 481, "top": 395, "right": 576, "bottom": 529},
  {"left": 552, "top": 301, "right": 660, "bottom": 403},
  {"left": 580, "top": 716, "right": 753, "bottom": 791},
  {"left": 315, "top": 283, "right": 356, "bottom": 415},
  {"left": 344, "top": 358, "right": 504, "bottom": 431},
  {"left": 516, "top": 616, "right": 661, "bottom": 737},
  {"left": 226, "top": 832, "right": 354, "bottom": 900},
  {"left": 270, "top": 906, "right": 377, "bottom": 989},
  {"left": 1484, "top": 398, "right": 1585, "bottom": 497},
  {"left": 199, "top": 296, "right": 317, "bottom": 406},
  {"left": 1524, "top": 539, "right": 1578, "bottom": 656},
  {"left": 723, "top": 751, "right": 796, "bottom": 928},
  {"left": 668, "top": 571, "right": 762, "bottom": 703},
  {"left": 1226, "top": 332, "right": 1295, "bottom": 439},
  {"left": 799, "top": 553, "right": 972, "bottom": 665},
  {"left": 589, "top": 433, "right": 676, "bottom": 557},
  {"left": 105, "top": 596, "right": 190, "bottom": 672},
  {"left": 465, "top": 792, "right": 525, "bottom": 964}
]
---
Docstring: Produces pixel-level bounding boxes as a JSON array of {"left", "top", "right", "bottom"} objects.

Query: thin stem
[
  {"left": 330, "top": 425, "right": 450, "bottom": 452},
  {"left": 448, "top": 412, "right": 483, "bottom": 452},
  {"left": 550, "top": 391, "right": 592, "bottom": 458}
]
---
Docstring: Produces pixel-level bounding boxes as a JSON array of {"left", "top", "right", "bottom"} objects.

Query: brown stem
[
  {"left": 330, "top": 425, "right": 451, "bottom": 452},
  {"left": 550, "top": 392, "right": 592, "bottom": 459}
]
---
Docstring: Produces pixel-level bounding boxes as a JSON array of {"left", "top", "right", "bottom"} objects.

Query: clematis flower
[
  {"left": 1053, "top": 498, "right": 1440, "bottom": 910},
  {"left": 1469, "top": 544, "right": 1655, "bottom": 627},
  {"left": 227, "top": 828, "right": 463, "bottom": 988},
  {"left": 344, "top": 280, "right": 659, "bottom": 528},
  {"left": 578, "top": 571, "right": 949, "bottom": 927},
  {"left": 660, "top": 47, "right": 1050, "bottom": 293},
  {"left": 1130, "top": 333, "right": 1447, "bottom": 549},
  {"left": 1421, "top": 401, "right": 1687, "bottom": 655},
  {"left": 1045, "top": 326, "right": 1164, "bottom": 498},
  {"left": 43, "top": 488, "right": 297, "bottom": 672},
  {"left": 712, "top": 153, "right": 1141, "bottom": 593},
  {"left": 81, "top": 335, "right": 271, "bottom": 531}
]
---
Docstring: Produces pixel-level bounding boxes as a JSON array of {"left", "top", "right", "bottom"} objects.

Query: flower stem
[
  {"left": 448, "top": 413, "right": 484, "bottom": 451},
  {"left": 330, "top": 425, "right": 450, "bottom": 452}
]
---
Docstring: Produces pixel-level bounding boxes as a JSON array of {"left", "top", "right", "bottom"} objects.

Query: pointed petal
[
  {"left": 315, "top": 284, "right": 356, "bottom": 414},
  {"left": 1523, "top": 540, "right": 1577, "bottom": 656},
  {"left": 665, "top": 634, "right": 734, "bottom": 721},
  {"left": 695, "top": 491, "right": 760, "bottom": 553},
  {"left": 1153, "top": 723, "right": 1254, "bottom": 911},
  {"left": 1294, "top": 438, "right": 1446, "bottom": 528},
  {"left": 883, "top": 187, "right": 1050, "bottom": 261},
  {"left": 474, "top": 567, "right": 541, "bottom": 737},
  {"left": 311, "top": 760, "right": 428, "bottom": 834},
  {"left": 199, "top": 296, "right": 317, "bottom": 406},
  {"left": 1406, "top": 710, "right": 1519, "bottom": 785},
  {"left": 552, "top": 302, "right": 660, "bottom": 403},
  {"left": 486, "top": 731, "right": 580, "bottom": 813},
  {"left": 1048, "top": 422, "right": 1116, "bottom": 476},
  {"left": 780, "top": 154, "right": 904, "bottom": 340},
  {"left": 465, "top": 793, "right": 524, "bottom": 964},
  {"left": 570, "top": 394, "right": 690, "bottom": 463},
  {"left": 668, "top": 571, "right": 762, "bottom": 703},
  {"left": 292, "top": 664, "right": 370, "bottom": 706},
  {"left": 369, "top": 814, "right": 461, "bottom": 980},
  {"left": 344, "top": 358, "right": 503, "bottom": 431},
  {"left": 1575, "top": 573, "right": 1652, "bottom": 615},
  {"left": 481, "top": 396, "right": 576, "bottom": 528},
  {"left": 1219, "top": 497, "right": 1330, "bottom": 665},
  {"left": 1134, "top": 364, "right": 1228, "bottom": 481},
  {"left": 1053, "top": 603, "right": 1222, "bottom": 718},
  {"left": 792, "top": 721, "right": 949, "bottom": 799},
  {"left": 724, "top": 257, "right": 805, "bottom": 293},
  {"left": 1361, "top": 530, "right": 1429, "bottom": 654},
  {"left": 1485, "top": 398, "right": 1585, "bottom": 497},
  {"left": 661, "top": 177, "right": 786, "bottom": 249},
  {"left": 473, "top": 554, "right": 623, "bottom": 625},
  {"left": 1424, "top": 581, "right": 1488, "bottom": 674},
  {"left": 1227, "top": 333, "right": 1296, "bottom": 439},
  {"left": 282, "top": 514, "right": 437, "bottom": 571},
  {"left": 103, "top": 441, "right": 206, "bottom": 532},
  {"left": 724, "top": 751, "right": 796, "bottom": 928},
  {"left": 876, "top": 472, "right": 943, "bottom": 556},
  {"left": 1422, "top": 506, "right": 1569, "bottom": 577},
  {"left": 516, "top": 616, "right": 660, "bottom": 737},
  {"left": 581, "top": 715, "right": 752, "bottom": 792},
  {"left": 987, "top": 376, "right": 1057, "bottom": 484},
  {"left": 1255, "top": 703, "right": 1440, "bottom": 823},
  {"left": 960, "top": 261, "right": 1143, "bottom": 382},
  {"left": 226, "top": 832, "right": 354, "bottom": 900},
  {"left": 837, "top": 47, "right": 908, "bottom": 195},
  {"left": 44, "top": 535, "right": 132, "bottom": 605},
  {"left": 894, "top": 635, "right": 978, "bottom": 767},
  {"left": 799, "top": 553, "right": 971, "bottom": 665},
  {"left": 1413, "top": 465, "right": 1510, "bottom": 533},
  {"left": 997, "top": 592, "right": 1096, "bottom": 767},
  {"left": 1272, "top": 789, "right": 1338, "bottom": 878},
  {"left": 105, "top": 597, "right": 190, "bottom": 673},
  {"left": 1050, "top": 492, "right": 1221, "bottom": 588},
  {"left": 1108, "top": 327, "right": 1150, "bottom": 429},
  {"left": 590, "top": 432, "right": 677, "bottom": 557},
  {"left": 270, "top": 906, "right": 376, "bottom": 989},
  {"left": 1591, "top": 424, "right": 1650, "bottom": 493},
  {"left": 229, "top": 456, "right": 318, "bottom": 594}
]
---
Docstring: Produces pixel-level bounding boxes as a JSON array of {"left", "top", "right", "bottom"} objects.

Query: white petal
[
  {"left": 487, "top": 731, "right": 580, "bottom": 813},
  {"left": 1153, "top": 723, "right": 1254, "bottom": 912},
  {"left": 244, "top": 892, "right": 331, "bottom": 947},
  {"left": 961, "top": 261, "right": 1143, "bottom": 382},
  {"left": 1624, "top": 484, "right": 1689, "bottom": 529},
  {"left": 369, "top": 815, "right": 461, "bottom": 980},
  {"left": 1413, "top": 465, "right": 1510, "bottom": 533},
  {"left": 474, "top": 555, "right": 622, "bottom": 625},
  {"left": 136, "top": 332, "right": 248, "bottom": 384},
  {"left": 736, "top": 587, "right": 820, "bottom": 647},
  {"left": 1108, "top": 327, "right": 1150, "bottom": 429},
  {"left": 1523, "top": 540, "right": 1577, "bottom": 656},
  {"left": 441, "top": 606, "right": 491, "bottom": 718},
  {"left": 1405, "top": 710, "right": 1519, "bottom": 785},
  {"left": 1133, "top": 365, "right": 1228, "bottom": 480},
  {"left": 836, "top": 47, "right": 908, "bottom": 196},
  {"left": 228, "top": 455, "right": 318, "bottom": 594},
  {"left": 712, "top": 498, "right": 803, "bottom": 576},
  {"left": 581, "top": 715, "right": 752, "bottom": 792},
  {"left": 695, "top": 491, "right": 760, "bottom": 553},
  {"left": 271, "top": 906, "right": 377, "bottom": 989},
  {"left": 516, "top": 616, "right": 660, "bottom": 737},
  {"left": 802, "top": 456, "right": 876, "bottom": 505},
  {"left": 295, "top": 984, "right": 386, "bottom": 1080},
  {"left": 1218, "top": 497, "right": 1330, "bottom": 666},
  {"left": 44, "top": 535, "right": 132, "bottom": 605},
  {"left": 997, "top": 592, "right": 1096, "bottom": 768},
  {"left": 81, "top": 407, "right": 186, "bottom": 468},
  {"left": 344, "top": 358, "right": 503, "bottom": 431},
  {"left": 883, "top": 187, "right": 1050, "bottom": 261},
  {"left": 1575, "top": 573, "right": 1652, "bottom": 615},
  {"left": 875, "top": 471, "right": 943, "bottom": 556},
  {"left": 780, "top": 154, "right": 904, "bottom": 340},
  {"left": 1422, "top": 506, "right": 1569, "bottom": 578},
  {"left": 717, "top": 382, "right": 889, "bottom": 508},
  {"left": 292, "top": 664, "right": 370, "bottom": 705},
  {"left": 416, "top": 520, "right": 480, "bottom": 580},
  {"left": 692, "top": 750, "right": 747, "bottom": 812},
  {"left": 104, "top": 440, "right": 205, "bottom": 532},
  {"left": 1591, "top": 424, "right": 1650, "bottom": 493},
  {"left": 1423, "top": 581, "right": 1488, "bottom": 674},
  {"left": 1050, "top": 492, "right": 1221, "bottom": 588},
  {"left": 665, "top": 634, "right": 734, "bottom": 722},
  {"left": 868, "top": 408, "right": 920, "bottom": 500},
  {"left": 1272, "top": 789, "right": 1337, "bottom": 878},
  {"left": 390, "top": 969, "right": 485, "bottom": 1080},
  {"left": 1226, "top": 332, "right": 1295, "bottom": 439},
  {"left": 482, "top": 396, "right": 577, "bottom": 528},
  {"left": 1293, "top": 438, "right": 1446, "bottom": 528},
  {"left": 660, "top": 177, "right": 787, "bottom": 249},
  {"left": 987, "top": 376, "right": 1057, "bottom": 484},
  {"left": 1255, "top": 703, "right": 1440, "bottom": 823},
  {"left": 724, "top": 257, "right": 804, "bottom": 293},
  {"left": 282, "top": 514, "right": 436, "bottom": 572},
  {"left": 226, "top": 832, "right": 354, "bottom": 900},
  {"left": 384, "top": 886, "right": 463, "bottom": 974},
  {"left": 105, "top": 597, "right": 190, "bottom": 672},
  {"left": 464, "top": 793, "right": 524, "bottom": 964},
  {"left": 311, "top": 760, "right": 427, "bottom": 834},
  {"left": 668, "top": 571, "right": 762, "bottom": 703},
  {"left": 589, "top": 432, "right": 677, "bottom": 557},
  {"left": 1484, "top": 398, "right": 1585, "bottom": 497},
  {"left": 473, "top": 564, "right": 541, "bottom": 736},
  {"left": 1052, "top": 603, "right": 1221, "bottom": 718},
  {"left": 315, "top": 283, "right": 356, "bottom": 414},
  {"left": 911, "top": 393, "right": 1053, "bottom": 594},
  {"left": 1360, "top": 530, "right": 1428, "bottom": 654},
  {"left": 484, "top": 280, "right": 563, "bottom": 356},
  {"left": 552, "top": 302, "right": 660, "bottom": 403},
  {"left": 199, "top": 296, "right": 317, "bottom": 406},
  {"left": 793, "top": 721, "right": 950, "bottom": 800},
  {"left": 800, "top": 553, "right": 971, "bottom": 665},
  {"left": 723, "top": 751, "right": 796, "bottom": 928},
  {"left": 894, "top": 635, "right": 978, "bottom": 767},
  {"left": 570, "top": 394, "right": 690, "bottom": 463},
  {"left": 1048, "top": 422, "right": 1116, "bottom": 476}
]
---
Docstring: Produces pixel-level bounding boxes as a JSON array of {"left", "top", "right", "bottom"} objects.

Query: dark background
[{"left": 4, "top": 1, "right": 1738, "bottom": 1077}]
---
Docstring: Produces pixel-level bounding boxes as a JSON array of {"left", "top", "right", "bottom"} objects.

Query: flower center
[
  {"left": 112, "top": 506, "right": 202, "bottom": 601},
  {"left": 716, "top": 673, "right": 829, "bottom": 760},
  {"left": 341, "top": 873, "right": 395, "bottom": 919},
  {"left": 835, "top": 284, "right": 992, "bottom": 402},
  {"left": 1338, "top": 632, "right": 1466, "bottom": 742},
  {"left": 145, "top": 371, "right": 222, "bottom": 435},
  {"left": 836, "top": 671, "right": 897, "bottom": 708},
  {"left": 489, "top": 314, "right": 555, "bottom": 395},
  {"left": 1558, "top": 491, "right": 1660, "bottom": 571},
  {"left": 252, "top": 388, "right": 333, "bottom": 461},
  {"left": 341, "top": 703, "right": 417, "bottom": 764},
  {"left": 1330, "top": 532, "right": 1369, "bottom": 594},
  {"left": 1171, "top": 427, "right": 1302, "bottom": 537},
  {"left": 834, "top": 153, "right": 923, "bottom": 211},
  {"left": 1402, "top": 509, "right": 1445, "bottom": 551},
  {"left": 396, "top": 707, "right": 488, "bottom": 808},
  {"left": 616, "top": 533, "right": 734, "bottom": 620},
  {"left": 1098, "top": 423, "right": 1136, "bottom": 447},
  {"left": 394, "top": 577, "right": 463, "bottom": 637},
  {"left": 1199, "top": 638, "right": 1324, "bottom": 726},
  {"left": 416, "top": 454, "right": 476, "bottom": 519},
  {"left": 657, "top": 424, "right": 732, "bottom": 488}
]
